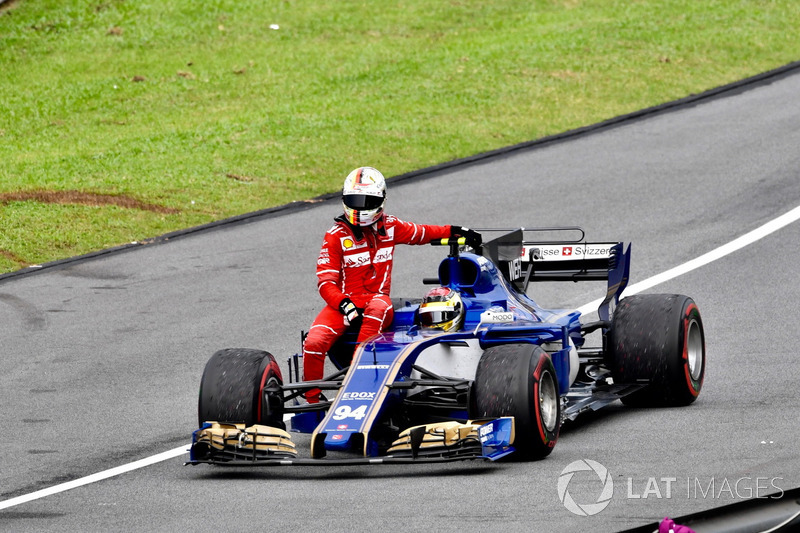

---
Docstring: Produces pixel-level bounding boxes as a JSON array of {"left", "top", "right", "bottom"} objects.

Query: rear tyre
[
  {"left": 471, "top": 344, "right": 560, "bottom": 460},
  {"left": 198, "top": 348, "right": 285, "bottom": 429},
  {"left": 609, "top": 294, "right": 705, "bottom": 407}
]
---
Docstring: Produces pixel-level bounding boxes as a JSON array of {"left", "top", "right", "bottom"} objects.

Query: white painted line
[
  {"left": 576, "top": 204, "right": 800, "bottom": 316},
  {"left": 0, "top": 445, "right": 189, "bottom": 511},
  {"left": 1, "top": 204, "right": 799, "bottom": 511}
]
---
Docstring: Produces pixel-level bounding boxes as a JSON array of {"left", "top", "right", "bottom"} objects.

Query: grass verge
[{"left": 2, "top": 0, "right": 799, "bottom": 272}]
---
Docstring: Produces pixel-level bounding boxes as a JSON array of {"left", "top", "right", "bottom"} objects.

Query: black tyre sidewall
[
  {"left": 260, "top": 355, "right": 285, "bottom": 429},
  {"left": 529, "top": 351, "right": 560, "bottom": 455},
  {"left": 670, "top": 298, "right": 705, "bottom": 404}
]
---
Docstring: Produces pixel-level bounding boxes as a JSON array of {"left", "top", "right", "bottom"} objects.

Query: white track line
[
  {"left": 576, "top": 204, "right": 800, "bottom": 316},
  {"left": 1, "top": 204, "right": 799, "bottom": 512},
  {"left": 0, "top": 445, "right": 190, "bottom": 511}
]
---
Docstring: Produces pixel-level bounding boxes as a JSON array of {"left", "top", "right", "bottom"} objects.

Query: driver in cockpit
[{"left": 418, "top": 286, "right": 465, "bottom": 332}]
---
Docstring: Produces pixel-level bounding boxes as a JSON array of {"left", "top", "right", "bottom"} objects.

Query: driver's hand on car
[
  {"left": 339, "top": 298, "right": 363, "bottom": 326},
  {"left": 450, "top": 226, "right": 482, "bottom": 249}
]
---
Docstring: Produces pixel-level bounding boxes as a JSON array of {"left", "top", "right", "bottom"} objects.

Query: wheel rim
[
  {"left": 539, "top": 369, "right": 558, "bottom": 432},
  {"left": 686, "top": 318, "right": 704, "bottom": 381},
  {"left": 262, "top": 376, "right": 283, "bottom": 422}
]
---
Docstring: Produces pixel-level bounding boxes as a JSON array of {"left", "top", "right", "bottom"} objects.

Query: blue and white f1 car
[{"left": 188, "top": 228, "right": 705, "bottom": 465}]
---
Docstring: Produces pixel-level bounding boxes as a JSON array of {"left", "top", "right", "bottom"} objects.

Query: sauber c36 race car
[{"left": 187, "top": 228, "right": 706, "bottom": 466}]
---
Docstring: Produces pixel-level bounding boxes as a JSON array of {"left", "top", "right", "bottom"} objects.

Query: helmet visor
[
  {"left": 343, "top": 193, "right": 384, "bottom": 210},
  {"left": 419, "top": 307, "right": 459, "bottom": 328}
]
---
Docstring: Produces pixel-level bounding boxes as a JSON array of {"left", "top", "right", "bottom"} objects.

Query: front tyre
[
  {"left": 609, "top": 294, "right": 705, "bottom": 407},
  {"left": 198, "top": 348, "right": 285, "bottom": 429},
  {"left": 471, "top": 344, "right": 560, "bottom": 460}
]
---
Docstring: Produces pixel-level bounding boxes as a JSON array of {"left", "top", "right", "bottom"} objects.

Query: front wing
[{"left": 186, "top": 418, "right": 515, "bottom": 466}]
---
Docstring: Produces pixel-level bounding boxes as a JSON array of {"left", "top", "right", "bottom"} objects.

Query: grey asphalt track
[{"left": 2, "top": 65, "right": 800, "bottom": 532}]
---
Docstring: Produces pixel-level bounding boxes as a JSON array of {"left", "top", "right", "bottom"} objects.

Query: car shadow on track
[
  {"left": 559, "top": 402, "right": 628, "bottom": 435},
  {"left": 184, "top": 462, "right": 501, "bottom": 481}
]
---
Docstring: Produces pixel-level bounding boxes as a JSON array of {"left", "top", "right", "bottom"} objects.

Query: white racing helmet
[{"left": 342, "top": 167, "right": 386, "bottom": 226}]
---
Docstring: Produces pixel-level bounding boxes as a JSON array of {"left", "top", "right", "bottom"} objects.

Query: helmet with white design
[
  {"left": 342, "top": 167, "right": 386, "bottom": 226},
  {"left": 419, "top": 287, "right": 465, "bottom": 332}
]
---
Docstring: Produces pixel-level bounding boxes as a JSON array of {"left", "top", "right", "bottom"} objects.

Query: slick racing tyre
[
  {"left": 198, "top": 348, "right": 285, "bottom": 429},
  {"left": 608, "top": 294, "right": 705, "bottom": 407},
  {"left": 471, "top": 344, "right": 560, "bottom": 460}
]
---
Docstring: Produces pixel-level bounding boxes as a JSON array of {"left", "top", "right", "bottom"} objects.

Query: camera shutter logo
[{"left": 558, "top": 459, "right": 614, "bottom": 516}]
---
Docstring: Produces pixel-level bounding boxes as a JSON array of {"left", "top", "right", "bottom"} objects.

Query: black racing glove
[
  {"left": 338, "top": 297, "right": 363, "bottom": 326},
  {"left": 450, "top": 225, "right": 483, "bottom": 249}
]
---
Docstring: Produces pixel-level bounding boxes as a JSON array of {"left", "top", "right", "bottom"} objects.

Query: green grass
[{"left": 2, "top": 0, "right": 799, "bottom": 273}]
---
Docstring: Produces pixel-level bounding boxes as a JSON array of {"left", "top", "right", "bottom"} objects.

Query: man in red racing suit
[{"left": 302, "top": 167, "right": 481, "bottom": 403}]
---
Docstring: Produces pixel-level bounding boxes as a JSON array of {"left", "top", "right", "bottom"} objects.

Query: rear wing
[{"left": 478, "top": 227, "right": 630, "bottom": 321}]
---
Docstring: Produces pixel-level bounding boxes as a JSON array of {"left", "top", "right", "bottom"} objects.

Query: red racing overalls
[{"left": 302, "top": 214, "right": 452, "bottom": 402}]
